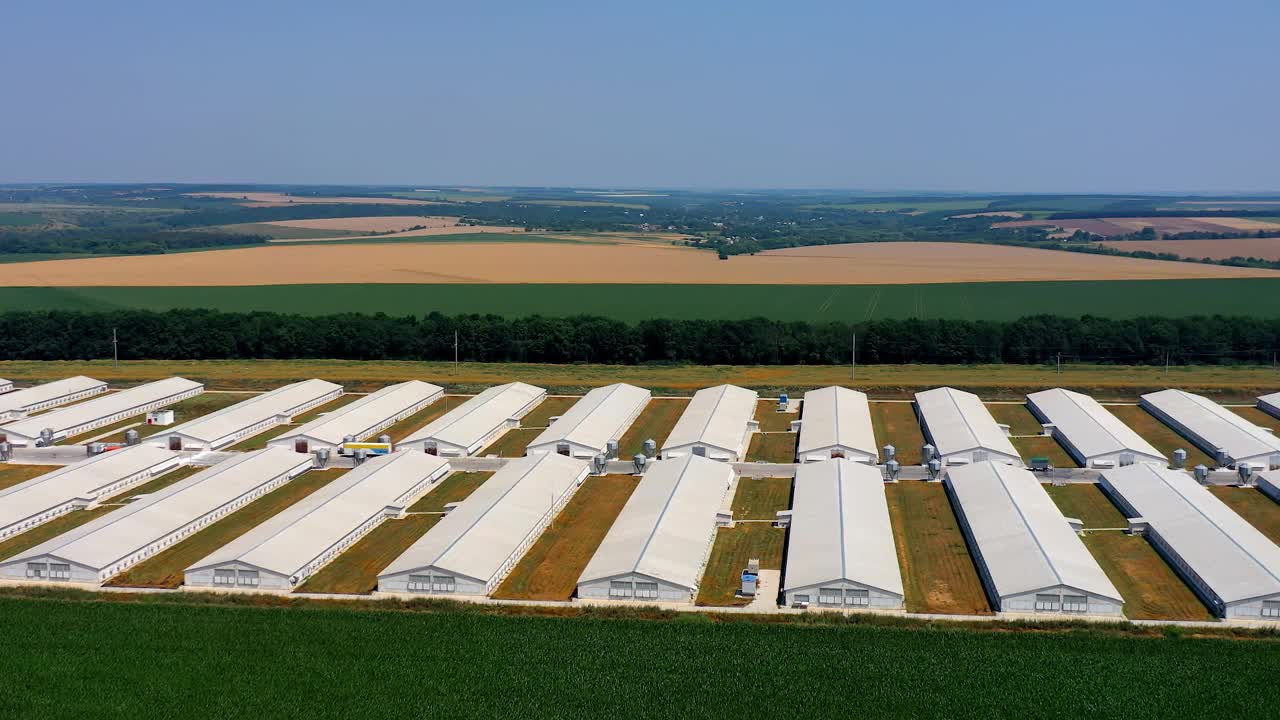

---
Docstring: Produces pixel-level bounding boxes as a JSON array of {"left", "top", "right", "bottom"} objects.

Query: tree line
[
  {"left": 1, "top": 310, "right": 1278, "bottom": 366},
  {"left": 0, "top": 229, "right": 264, "bottom": 256}
]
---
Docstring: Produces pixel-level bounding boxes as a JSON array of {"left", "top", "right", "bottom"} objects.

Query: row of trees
[
  {"left": 0, "top": 229, "right": 264, "bottom": 256},
  {"left": 1, "top": 310, "right": 1278, "bottom": 366}
]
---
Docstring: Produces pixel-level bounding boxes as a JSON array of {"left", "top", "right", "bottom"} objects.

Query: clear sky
[{"left": 2, "top": 0, "right": 1277, "bottom": 192}]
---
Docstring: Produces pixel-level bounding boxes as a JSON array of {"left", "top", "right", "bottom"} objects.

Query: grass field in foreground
[
  {"left": 492, "top": 475, "right": 639, "bottom": 601},
  {"left": 107, "top": 470, "right": 345, "bottom": 588},
  {"left": 616, "top": 398, "right": 688, "bottom": 457},
  {"left": 885, "top": 482, "right": 992, "bottom": 615},
  {"left": 697, "top": 478, "right": 792, "bottom": 607},
  {"left": 1106, "top": 405, "right": 1215, "bottom": 467},
  {"left": 297, "top": 471, "right": 491, "bottom": 594},
  {"left": 1208, "top": 487, "right": 1280, "bottom": 545},
  {"left": 2, "top": 359, "right": 1277, "bottom": 400},
  {"left": 8, "top": 278, "right": 1280, "bottom": 320},
  {"left": 4, "top": 598, "right": 1278, "bottom": 719},
  {"left": 0, "top": 464, "right": 50, "bottom": 491},
  {"left": 0, "top": 466, "right": 203, "bottom": 562},
  {"left": 870, "top": 402, "right": 924, "bottom": 464}
]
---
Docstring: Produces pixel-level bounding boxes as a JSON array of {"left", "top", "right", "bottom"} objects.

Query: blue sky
[{"left": 2, "top": 0, "right": 1277, "bottom": 192}]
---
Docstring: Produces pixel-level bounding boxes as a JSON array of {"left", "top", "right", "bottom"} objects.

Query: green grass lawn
[
  {"left": 616, "top": 398, "right": 688, "bottom": 457},
  {"left": 6, "top": 592, "right": 1273, "bottom": 718},
  {"left": 7, "top": 278, "right": 1280, "bottom": 320},
  {"left": 697, "top": 478, "right": 792, "bottom": 606},
  {"left": 870, "top": 402, "right": 924, "bottom": 464},
  {"left": 985, "top": 402, "right": 1042, "bottom": 435},
  {"left": 745, "top": 432, "right": 797, "bottom": 462}
]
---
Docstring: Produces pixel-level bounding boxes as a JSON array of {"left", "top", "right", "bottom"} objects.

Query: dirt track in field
[
  {"left": 2, "top": 241, "right": 1275, "bottom": 287},
  {"left": 1101, "top": 237, "right": 1280, "bottom": 261},
  {"left": 265, "top": 216, "right": 460, "bottom": 233}
]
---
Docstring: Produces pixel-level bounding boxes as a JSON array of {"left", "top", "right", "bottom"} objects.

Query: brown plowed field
[
  {"left": 4, "top": 241, "right": 1275, "bottom": 286},
  {"left": 1100, "top": 237, "right": 1280, "bottom": 261},
  {"left": 995, "top": 216, "right": 1280, "bottom": 238}
]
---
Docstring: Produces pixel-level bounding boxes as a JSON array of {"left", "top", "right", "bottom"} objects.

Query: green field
[
  {"left": 6, "top": 278, "right": 1280, "bottom": 320},
  {"left": 0, "top": 212, "right": 47, "bottom": 226},
  {"left": 6, "top": 595, "right": 1275, "bottom": 718}
]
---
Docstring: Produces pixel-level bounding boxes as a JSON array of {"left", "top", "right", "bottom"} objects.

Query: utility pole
[
  {"left": 1056, "top": 352, "right": 1061, "bottom": 375},
  {"left": 1164, "top": 351, "right": 1169, "bottom": 376},
  {"left": 453, "top": 330, "right": 459, "bottom": 375},
  {"left": 851, "top": 332, "right": 857, "bottom": 383},
  {"left": 112, "top": 328, "right": 118, "bottom": 368}
]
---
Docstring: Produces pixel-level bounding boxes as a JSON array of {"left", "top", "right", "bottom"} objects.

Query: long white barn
[
  {"left": 267, "top": 380, "right": 442, "bottom": 453},
  {"left": 577, "top": 455, "right": 733, "bottom": 603},
  {"left": 0, "top": 377, "right": 204, "bottom": 446},
  {"left": 794, "top": 386, "right": 878, "bottom": 463},
  {"left": 946, "top": 462, "right": 1124, "bottom": 616},
  {"left": 185, "top": 452, "right": 451, "bottom": 590},
  {"left": 1140, "top": 389, "right": 1280, "bottom": 469},
  {"left": 1259, "top": 392, "right": 1280, "bottom": 421},
  {"left": 1027, "top": 388, "right": 1165, "bottom": 468},
  {"left": 0, "top": 445, "right": 181, "bottom": 542},
  {"left": 0, "top": 378, "right": 11, "bottom": 394},
  {"left": 661, "top": 384, "right": 758, "bottom": 462},
  {"left": 915, "top": 387, "right": 1021, "bottom": 466},
  {"left": 782, "top": 459, "right": 902, "bottom": 608},
  {"left": 397, "top": 382, "right": 546, "bottom": 456},
  {"left": 0, "top": 447, "right": 312, "bottom": 585},
  {"left": 378, "top": 452, "right": 588, "bottom": 596},
  {"left": 1260, "top": 471, "right": 1280, "bottom": 505},
  {"left": 527, "top": 383, "right": 650, "bottom": 459},
  {"left": 1100, "top": 463, "right": 1280, "bottom": 619},
  {"left": 0, "top": 376, "right": 108, "bottom": 421},
  {"left": 146, "top": 379, "right": 342, "bottom": 451}
]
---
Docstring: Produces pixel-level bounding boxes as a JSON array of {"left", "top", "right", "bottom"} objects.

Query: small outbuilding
[
  {"left": 782, "top": 459, "right": 903, "bottom": 608},
  {"left": 527, "top": 383, "right": 650, "bottom": 459},
  {"left": 377, "top": 452, "right": 588, "bottom": 596},
  {"left": 397, "top": 382, "right": 546, "bottom": 456},
  {"left": 915, "top": 387, "right": 1021, "bottom": 466},
  {"left": 576, "top": 455, "right": 733, "bottom": 603},
  {"left": 793, "top": 386, "right": 878, "bottom": 463},
  {"left": 661, "top": 384, "right": 758, "bottom": 462},
  {"left": 945, "top": 462, "right": 1124, "bottom": 616}
]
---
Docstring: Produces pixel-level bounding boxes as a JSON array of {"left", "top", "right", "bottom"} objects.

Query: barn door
[
  {"left": 294, "top": 439, "right": 309, "bottom": 453},
  {"left": 169, "top": 436, "right": 182, "bottom": 451}
]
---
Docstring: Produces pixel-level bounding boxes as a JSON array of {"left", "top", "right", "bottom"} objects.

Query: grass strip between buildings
[
  {"left": 697, "top": 477, "right": 792, "bottom": 607},
  {"left": 869, "top": 402, "right": 925, "bottom": 465},
  {"left": 884, "top": 482, "right": 992, "bottom": 615},
  {"left": 0, "top": 464, "right": 51, "bottom": 491},
  {"left": 492, "top": 475, "right": 639, "bottom": 601},
  {"left": 1207, "top": 486, "right": 1280, "bottom": 545},
  {"left": 615, "top": 398, "right": 688, "bottom": 457}
]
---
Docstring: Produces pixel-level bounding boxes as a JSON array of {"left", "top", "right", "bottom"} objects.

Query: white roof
[
  {"left": 272, "top": 381, "right": 441, "bottom": 446},
  {"left": 187, "top": 452, "right": 451, "bottom": 579},
  {"left": 0, "top": 445, "right": 180, "bottom": 531},
  {"left": 1142, "top": 389, "right": 1280, "bottom": 462},
  {"left": 529, "top": 383, "right": 650, "bottom": 453},
  {"left": 400, "top": 382, "right": 545, "bottom": 450},
  {"left": 1101, "top": 464, "right": 1280, "bottom": 605},
  {"left": 1257, "top": 391, "right": 1280, "bottom": 412},
  {"left": 156, "top": 379, "right": 341, "bottom": 444},
  {"left": 946, "top": 462, "right": 1122, "bottom": 602},
  {"left": 662, "top": 384, "right": 758, "bottom": 454},
  {"left": 783, "top": 459, "right": 902, "bottom": 595},
  {"left": 796, "top": 386, "right": 877, "bottom": 459},
  {"left": 1028, "top": 388, "right": 1164, "bottom": 462},
  {"left": 0, "top": 376, "right": 106, "bottom": 415},
  {"left": 915, "top": 387, "right": 1018, "bottom": 459},
  {"left": 0, "top": 378, "right": 9, "bottom": 390},
  {"left": 380, "top": 452, "right": 586, "bottom": 583},
  {"left": 1, "top": 377, "right": 203, "bottom": 439},
  {"left": 4, "top": 447, "right": 311, "bottom": 572},
  {"left": 578, "top": 455, "right": 732, "bottom": 590}
]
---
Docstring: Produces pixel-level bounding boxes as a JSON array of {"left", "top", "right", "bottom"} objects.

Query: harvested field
[
  {"left": 1105, "top": 404, "right": 1214, "bottom": 467},
  {"left": 1101, "top": 237, "right": 1280, "bottom": 261},
  {"left": 996, "top": 216, "right": 1280, "bottom": 238},
  {"left": 746, "top": 432, "right": 797, "bottom": 463},
  {"left": 4, "top": 241, "right": 1275, "bottom": 287},
  {"left": 870, "top": 402, "right": 925, "bottom": 464},
  {"left": 107, "top": 469, "right": 346, "bottom": 588},
  {"left": 0, "top": 464, "right": 52, "bottom": 491},
  {"left": 183, "top": 192, "right": 437, "bottom": 207},
  {"left": 266, "top": 216, "right": 458, "bottom": 233},
  {"left": 1207, "top": 487, "right": 1280, "bottom": 545},
  {"left": 0, "top": 465, "right": 203, "bottom": 562},
  {"left": 697, "top": 477, "right": 791, "bottom": 606},
  {"left": 616, "top": 398, "right": 688, "bottom": 457},
  {"left": 885, "top": 482, "right": 992, "bottom": 615},
  {"left": 297, "top": 471, "right": 491, "bottom": 594},
  {"left": 492, "top": 475, "right": 639, "bottom": 601}
]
